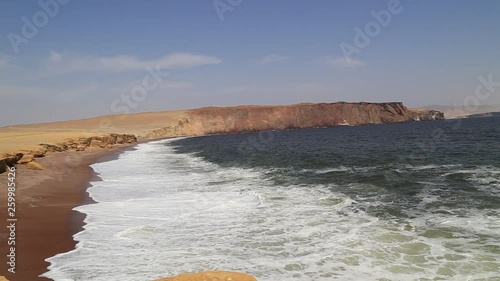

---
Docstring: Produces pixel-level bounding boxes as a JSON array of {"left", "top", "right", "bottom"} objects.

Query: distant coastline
[
  {"left": 0, "top": 102, "right": 444, "bottom": 172},
  {"left": 466, "top": 111, "right": 500, "bottom": 118}
]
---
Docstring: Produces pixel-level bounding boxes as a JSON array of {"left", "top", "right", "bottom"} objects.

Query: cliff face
[
  {"left": 146, "top": 102, "right": 444, "bottom": 137},
  {"left": 409, "top": 108, "right": 444, "bottom": 121},
  {"left": 0, "top": 102, "right": 444, "bottom": 173}
]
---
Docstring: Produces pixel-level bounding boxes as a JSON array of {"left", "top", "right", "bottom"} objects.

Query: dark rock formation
[
  {"left": 0, "top": 160, "right": 6, "bottom": 174},
  {"left": 0, "top": 153, "right": 23, "bottom": 166},
  {"left": 0, "top": 153, "right": 23, "bottom": 173}
]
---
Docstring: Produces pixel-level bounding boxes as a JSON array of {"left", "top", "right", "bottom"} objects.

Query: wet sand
[{"left": 0, "top": 146, "right": 134, "bottom": 280}]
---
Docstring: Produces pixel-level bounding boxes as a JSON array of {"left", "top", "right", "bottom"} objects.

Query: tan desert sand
[
  {"left": 0, "top": 109, "right": 186, "bottom": 156},
  {"left": 154, "top": 271, "right": 257, "bottom": 281}
]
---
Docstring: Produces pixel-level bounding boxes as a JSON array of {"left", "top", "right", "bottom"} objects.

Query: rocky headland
[
  {"left": 146, "top": 102, "right": 443, "bottom": 137},
  {"left": 0, "top": 102, "right": 443, "bottom": 173}
]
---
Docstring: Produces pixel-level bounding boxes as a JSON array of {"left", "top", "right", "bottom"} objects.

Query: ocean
[{"left": 43, "top": 116, "right": 500, "bottom": 281}]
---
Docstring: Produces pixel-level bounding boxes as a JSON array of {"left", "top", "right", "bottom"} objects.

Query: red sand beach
[{"left": 0, "top": 146, "right": 132, "bottom": 281}]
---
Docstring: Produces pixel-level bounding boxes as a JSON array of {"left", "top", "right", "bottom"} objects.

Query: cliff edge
[
  {"left": 0, "top": 102, "right": 443, "bottom": 173},
  {"left": 144, "top": 102, "right": 444, "bottom": 138}
]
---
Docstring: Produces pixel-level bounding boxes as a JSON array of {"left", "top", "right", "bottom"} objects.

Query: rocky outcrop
[
  {"left": 18, "top": 154, "right": 35, "bottom": 164},
  {"left": 0, "top": 134, "right": 137, "bottom": 173},
  {"left": 0, "top": 160, "right": 6, "bottom": 174},
  {"left": 43, "top": 133, "right": 137, "bottom": 152},
  {"left": 153, "top": 271, "right": 257, "bottom": 281},
  {"left": 141, "top": 118, "right": 198, "bottom": 139},
  {"left": 0, "top": 153, "right": 23, "bottom": 173},
  {"left": 27, "top": 161, "right": 44, "bottom": 170},
  {"left": 409, "top": 109, "right": 444, "bottom": 121},
  {"left": 1, "top": 153, "right": 24, "bottom": 166},
  {"left": 143, "top": 102, "right": 444, "bottom": 138}
]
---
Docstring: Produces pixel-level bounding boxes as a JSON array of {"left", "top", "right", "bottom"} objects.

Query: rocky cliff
[
  {"left": 144, "top": 102, "right": 444, "bottom": 138},
  {"left": 0, "top": 102, "right": 443, "bottom": 172}
]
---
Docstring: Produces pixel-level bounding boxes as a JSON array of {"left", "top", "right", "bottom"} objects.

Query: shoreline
[
  {"left": 0, "top": 114, "right": 450, "bottom": 280},
  {"left": 0, "top": 145, "right": 135, "bottom": 281}
]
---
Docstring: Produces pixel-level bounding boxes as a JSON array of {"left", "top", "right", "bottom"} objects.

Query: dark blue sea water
[
  {"left": 45, "top": 117, "right": 500, "bottom": 281},
  {"left": 172, "top": 117, "right": 500, "bottom": 220}
]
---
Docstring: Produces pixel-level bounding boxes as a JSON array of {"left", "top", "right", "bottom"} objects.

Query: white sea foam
[
  {"left": 403, "top": 164, "right": 463, "bottom": 171},
  {"left": 301, "top": 165, "right": 379, "bottom": 174},
  {"left": 443, "top": 165, "right": 500, "bottom": 196},
  {"left": 43, "top": 140, "right": 500, "bottom": 281}
]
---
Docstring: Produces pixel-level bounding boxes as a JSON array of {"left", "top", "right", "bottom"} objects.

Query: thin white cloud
[
  {"left": 43, "top": 51, "right": 222, "bottom": 74},
  {"left": 325, "top": 56, "right": 365, "bottom": 68},
  {"left": 0, "top": 55, "right": 15, "bottom": 69},
  {"left": 258, "top": 54, "right": 289, "bottom": 64}
]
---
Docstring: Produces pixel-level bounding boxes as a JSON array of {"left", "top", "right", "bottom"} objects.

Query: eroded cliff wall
[
  {"left": 1, "top": 102, "right": 444, "bottom": 172},
  {"left": 144, "top": 102, "right": 444, "bottom": 138}
]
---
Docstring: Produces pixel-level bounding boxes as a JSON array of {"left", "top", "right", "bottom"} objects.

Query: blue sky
[{"left": 1, "top": 0, "right": 499, "bottom": 125}]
